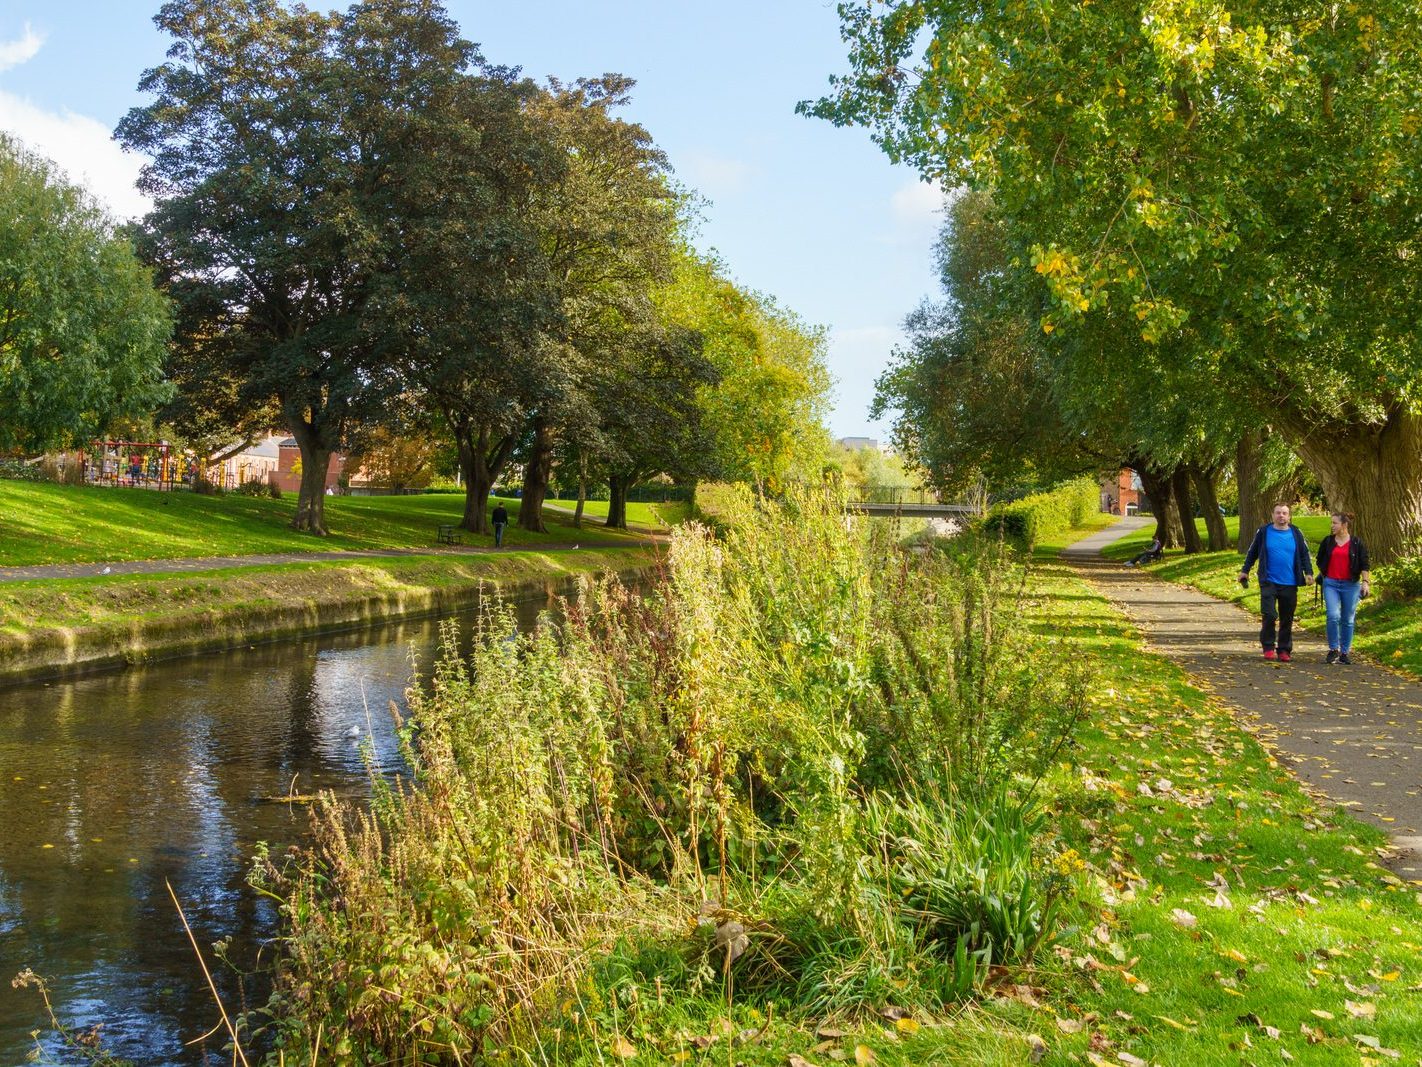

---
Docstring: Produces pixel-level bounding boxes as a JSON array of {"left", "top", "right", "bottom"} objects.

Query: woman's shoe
[
  {"left": 1326, "top": 650, "right": 1340, "bottom": 665},
  {"left": 1339, "top": 652, "right": 1352, "bottom": 665}
]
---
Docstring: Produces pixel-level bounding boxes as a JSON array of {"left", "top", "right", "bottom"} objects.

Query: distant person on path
[
  {"left": 1239, "top": 502, "right": 1314, "bottom": 662},
  {"left": 492, "top": 502, "right": 509, "bottom": 548},
  {"left": 1315, "top": 511, "right": 1371, "bottom": 665}
]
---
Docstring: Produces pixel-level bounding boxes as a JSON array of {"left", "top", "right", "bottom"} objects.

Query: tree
[
  {"left": 809, "top": 1, "right": 1422, "bottom": 560},
  {"left": 514, "top": 76, "right": 679, "bottom": 533},
  {"left": 120, "top": 0, "right": 477, "bottom": 534},
  {"left": 365, "top": 63, "right": 564, "bottom": 534},
  {"left": 0, "top": 135, "right": 172, "bottom": 454},
  {"left": 658, "top": 249, "right": 833, "bottom": 490}
]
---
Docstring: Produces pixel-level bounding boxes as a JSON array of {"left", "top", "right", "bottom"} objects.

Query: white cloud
[
  {"left": 0, "top": 23, "right": 44, "bottom": 74},
  {"left": 679, "top": 150, "right": 753, "bottom": 198},
  {"left": 0, "top": 90, "right": 151, "bottom": 220}
]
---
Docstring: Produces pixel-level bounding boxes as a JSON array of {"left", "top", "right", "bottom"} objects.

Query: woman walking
[{"left": 1315, "top": 512, "right": 1371, "bottom": 665}]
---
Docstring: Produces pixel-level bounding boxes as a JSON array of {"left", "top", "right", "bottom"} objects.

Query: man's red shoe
[
  {"left": 1263, "top": 649, "right": 1277, "bottom": 660},
  {"left": 1278, "top": 651, "right": 1292, "bottom": 663}
]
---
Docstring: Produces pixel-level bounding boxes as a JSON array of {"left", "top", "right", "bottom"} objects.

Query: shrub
[
  {"left": 232, "top": 480, "right": 268, "bottom": 497},
  {"left": 982, "top": 477, "right": 1098, "bottom": 545},
  {"left": 267, "top": 481, "right": 282, "bottom": 499},
  {"left": 1378, "top": 554, "right": 1422, "bottom": 600}
]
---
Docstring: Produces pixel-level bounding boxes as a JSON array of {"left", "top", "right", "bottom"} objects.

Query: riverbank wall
[{"left": 0, "top": 547, "right": 657, "bottom": 686}]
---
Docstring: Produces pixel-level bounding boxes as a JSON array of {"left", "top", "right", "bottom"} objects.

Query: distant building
[
  {"left": 1101, "top": 470, "right": 1142, "bottom": 515},
  {"left": 275, "top": 438, "right": 347, "bottom": 494},
  {"left": 837, "top": 436, "right": 881, "bottom": 451}
]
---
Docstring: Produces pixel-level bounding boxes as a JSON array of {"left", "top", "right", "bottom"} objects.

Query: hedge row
[{"left": 982, "top": 477, "right": 1099, "bottom": 544}]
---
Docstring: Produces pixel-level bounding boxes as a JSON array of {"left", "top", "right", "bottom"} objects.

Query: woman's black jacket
[{"left": 1314, "top": 534, "right": 1370, "bottom": 582}]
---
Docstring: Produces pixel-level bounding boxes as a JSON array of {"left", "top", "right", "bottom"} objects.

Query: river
[{"left": 0, "top": 591, "right": 565, "bottom": 1065}]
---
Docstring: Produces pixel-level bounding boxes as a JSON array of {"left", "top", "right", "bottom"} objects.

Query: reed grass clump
[{"left": 254, "top": 486, "right": 1089, "bottom": 1063}]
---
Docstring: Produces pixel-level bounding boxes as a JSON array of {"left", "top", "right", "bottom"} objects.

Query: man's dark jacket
[
  {"left": 492, "top": 505, "right": 509, "bottom": 525},
  {"left": 1241, "top": 524, "right": 1313, "bottom": 586}
]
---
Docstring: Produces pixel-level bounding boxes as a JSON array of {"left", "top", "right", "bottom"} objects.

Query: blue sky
[{"left": 0, "top": 2, "right": 946, "bottom": 439}]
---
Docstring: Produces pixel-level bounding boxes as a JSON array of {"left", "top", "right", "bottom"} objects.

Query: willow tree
[
  {"left": 0, "top": 135, "right": 172, "bottom": 453},
  {"left": 809, "top": 1, "right": 1422, "bottom": 560}
]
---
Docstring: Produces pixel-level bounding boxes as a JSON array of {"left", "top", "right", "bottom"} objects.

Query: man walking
[
  {"left": 1239, "top": 503, "right": 1314, "bottom": 662},
  {"left": 492, "top": 501, "right": 509, "bottom": 548}
]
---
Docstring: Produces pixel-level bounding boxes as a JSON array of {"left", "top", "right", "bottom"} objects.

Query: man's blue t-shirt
[{"left": 1264, "top": 526, "right": 1297, "bottom": 585}]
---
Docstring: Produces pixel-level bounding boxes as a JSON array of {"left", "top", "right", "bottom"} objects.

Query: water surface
[{"left": 0, "top": 593, "right": 560, "bottom": 1065}]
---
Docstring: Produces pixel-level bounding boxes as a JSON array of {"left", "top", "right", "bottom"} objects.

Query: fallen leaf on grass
[
  {"left": 1025, "top": 1034, "right": 1048, "bottom": 1063},
  {"left": 894, "top": 1018, "right": 920, "bottom": 1035},
  {"left": 1309, "top": 1009, "right": 1334, "bottom": 1020},
  {"left": 1056, "top": 1018, "right": 1085, "bottom": 1034},
  {"left": 610, "top": 1035, "right": 637, "bottom": 1059},
  {"left": 854, "top": 1044, "right": 875, "bottom": 1066},
  {"left": 1170, "top": 908, "right": 1197, "bottom": 928},
  {"left": 1345, "top": 1000, "right": 1376, "bottom": 1018},
  {"left": 787, "top": 1056, "right": 816, "bottom": 1067}
]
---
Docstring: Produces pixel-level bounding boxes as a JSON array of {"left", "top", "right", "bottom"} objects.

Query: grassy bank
[
  {"left": 0, "top": 481, "right": 664, "bottom": 567},
  {"left": 1106, "top": 516, "right": 1422, "bottom": 679},
  {"left": 0, "top": 546, "right": 657, "bottom": 684},
  {"left": 545, "top": 498, "right": 693, "bottom": 528},
  {"left": 237, "top": 504, "right": 1422, "bottom": 1066}
]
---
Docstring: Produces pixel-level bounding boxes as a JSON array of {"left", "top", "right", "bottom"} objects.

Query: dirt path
[
  {"left": 1065, "top": 519, "right": 1422, "bottom": 875},
  {"left": 0, "top": 539, "right": 662, "bottom": 583}
]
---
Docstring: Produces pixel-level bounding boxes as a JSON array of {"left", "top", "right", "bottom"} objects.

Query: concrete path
[
  {"left": 0, "top": 539, "right": 661, "bottom": 583},
  {"left": 1065, "top": 519, "right": 1422, "bottom": 874}
]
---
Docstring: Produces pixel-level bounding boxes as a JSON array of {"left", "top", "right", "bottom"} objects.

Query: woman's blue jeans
[{"left": 1322, "top": 577, "right": 1361, "bottom": 652}]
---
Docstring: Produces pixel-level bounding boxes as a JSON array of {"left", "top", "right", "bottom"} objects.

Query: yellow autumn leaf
[
  {"left": 895, "top": 1018, "right": 921, "bottom": 1035},
  {"left": 1224, "top": 948, "right": 1248, "bottom": 964},
  {"left": 855, "top": 1044, "right": 876, "bottom": 1066}
]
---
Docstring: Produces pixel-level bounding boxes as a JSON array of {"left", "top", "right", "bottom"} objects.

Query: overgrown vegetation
[
  {"left": 250, "top": 486, "right": 1088, "bottom": 1062},
  {"left": 982, "top": 478, "right": 1098, "bottom": 545}
]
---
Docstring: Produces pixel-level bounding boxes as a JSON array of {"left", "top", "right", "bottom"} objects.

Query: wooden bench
[{"left": 437, "top": 523, "right": 463, "bottom": 545}]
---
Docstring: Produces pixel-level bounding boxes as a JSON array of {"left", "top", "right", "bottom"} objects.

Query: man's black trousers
[{"left": 1259, "top": 580, "right": 1299, "bottom": 653}]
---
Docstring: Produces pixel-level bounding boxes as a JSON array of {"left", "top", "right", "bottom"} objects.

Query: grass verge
[
  {"left": 1104, "top": 516, "right": 1422, "bottom": 680},
  {"left": 0, "top": 546, "right": 657, "bottom": 683},
  {"left": 0, "top": 481, "right": 665, "bottom": 567}
]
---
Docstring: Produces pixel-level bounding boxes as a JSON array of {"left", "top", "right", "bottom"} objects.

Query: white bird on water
[
  {"left": 345, "top": 725, "right": 361, "bottom": 739},
  {"left": 99, "top": 566, "right": 112, "bottom": 575}
]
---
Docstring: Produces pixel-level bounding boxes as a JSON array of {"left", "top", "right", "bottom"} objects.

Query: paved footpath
[
  {"left": 1065, "top": 518, "right": 1422, "bottom": 875},
  {"left": 0, "top": 539, "right": 661, "bottom": 584}
]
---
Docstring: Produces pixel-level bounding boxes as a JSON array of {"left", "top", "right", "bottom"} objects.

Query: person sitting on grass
[
  {"left": 1239, "top": 502, "right": 1314, "bottom": 663},
  {"left": 1314, "top": 511, "right": 1371, "bottom": 665},
  {"left": 1127, "top": 536, "right": 1163, "bottom": 567}
]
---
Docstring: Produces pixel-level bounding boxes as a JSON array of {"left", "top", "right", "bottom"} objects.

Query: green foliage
[
  {"left": 658, "top": 249, "right": 834, "bottom": 489},
  {"left": 257, "top": 485, "right": 1090, "bottom": 1059},
  {"left": 0, "top": 134, "right": 172, "bottom": 453},
  {"left": 983, "top": 478, "right": 1099, "bottom": 545},
  {"left": 864, "top": 789, "right": 1067, "bottom": 969},
  {"left": 1378, "top": 556, "right": 1422, "bottom": 601}
]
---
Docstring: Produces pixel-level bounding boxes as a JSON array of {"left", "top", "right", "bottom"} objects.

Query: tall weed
[{"left": 255, "top": 486, "right": 1088, "bottom": 1061}]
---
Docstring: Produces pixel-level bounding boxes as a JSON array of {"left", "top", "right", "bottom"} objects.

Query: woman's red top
[{"left": 1326, "top": 540, "right": 1353, "bottom": 580}]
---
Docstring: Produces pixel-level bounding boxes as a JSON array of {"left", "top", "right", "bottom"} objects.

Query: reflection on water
[{"left": 0, "top": 593, "right": 560, "bottom": 1065}]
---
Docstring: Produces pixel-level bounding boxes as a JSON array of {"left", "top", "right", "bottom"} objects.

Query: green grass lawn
[
  {"left": 1105, "top": 514, "right": 1422, "bottom": 679},
  {"left": 0, "top": 481, "right": 655, "bottom": 567},
  {"left": 544, "top": 498, "right": 693, "bottom": 529}
]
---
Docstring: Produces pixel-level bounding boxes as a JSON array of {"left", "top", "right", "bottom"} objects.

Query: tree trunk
[
  {"left": 454, "top": 422, "right": 516, "bottom": 535},
  {"left": 1289, "top": 406, "right": 1422, "bottom": 565},
  {"left": 573, "top": 452, "right": 588, "bottom": 529},
  {"left": 1136, "top": 465, "right": 1179, "bottom": 548},
  {"left": 1171, "top": 467, "right": 1203, "bottom": 554},
  {"left": 605, "top": 472, "right": 629, "bottom": 530},
  {"left": 1235, "top": 430, "right": 1268, "bottom": 552},
  {"left": 518, "top": 416, "right": 553, "bottom": 533},
  {"left": 1191, "top": 464, "right": 1230, "bottom": 551},
  {"left": 286, "top": 414, "right": 332, "bottom": 535}
]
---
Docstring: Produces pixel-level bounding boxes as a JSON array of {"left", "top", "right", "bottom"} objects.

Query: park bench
[{"left": 437, "top": 523, "right": 462, "bottom": 545}]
